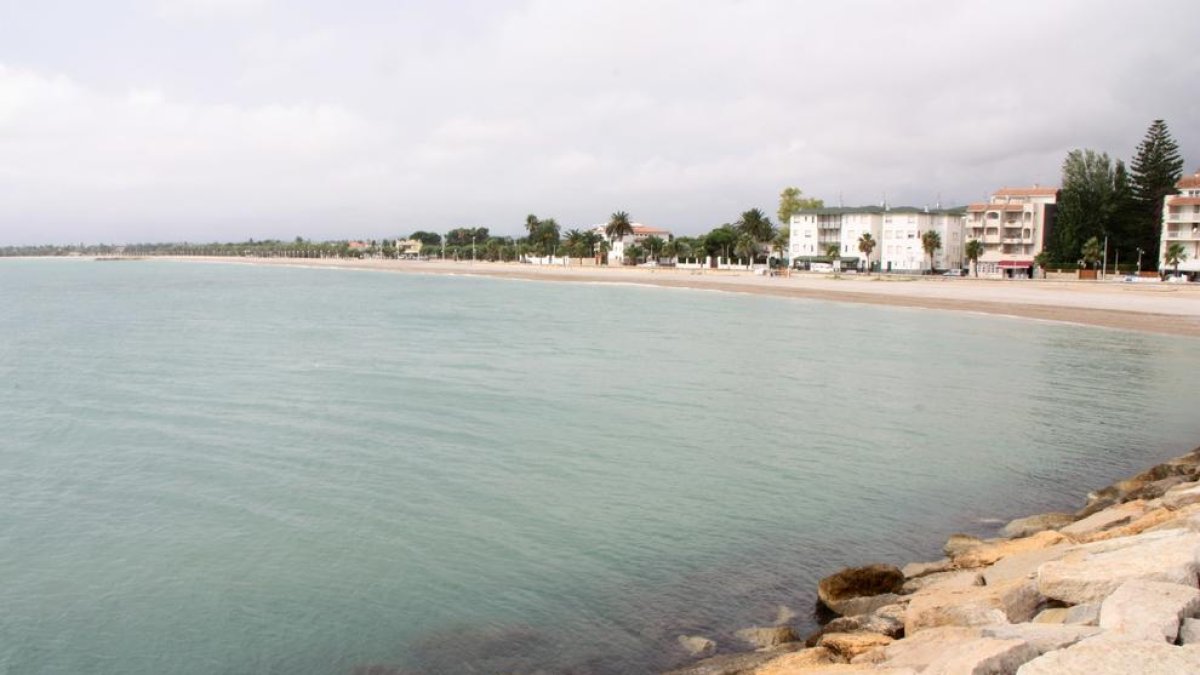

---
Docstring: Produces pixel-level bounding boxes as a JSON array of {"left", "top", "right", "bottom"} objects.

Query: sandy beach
[{"left": 157, "top": 256, "right": 1200, "bottom": 338}]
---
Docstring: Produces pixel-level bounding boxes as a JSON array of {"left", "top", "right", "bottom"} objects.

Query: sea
[{"left": 2, "top": 258, "right": 1199, "bottom": 674}]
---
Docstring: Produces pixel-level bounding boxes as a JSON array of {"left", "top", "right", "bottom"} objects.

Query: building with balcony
[
  {"left": 1160, "top": 170, "right": 1200, "bottom": 278},
  {"left": 789, "top": 205, "right": 965, "bottom": 273},
  {"left": 963, "top": 187, "right": 1058, "bottom": 278}
]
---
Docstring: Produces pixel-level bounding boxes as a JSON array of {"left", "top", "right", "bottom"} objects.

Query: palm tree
[
  {"left": 857, "top": 233, "right": 876, "bottom": 274},
  {"left": 921, "top": 230, "right": 942, "bottom": 274},
  {"left": 1081, "top": 236, "right": 1102, "bottom": 270},
  {"left": 824, "top": 242, "right": 840, "bottom": 261},
  {"left": 735, "top": 233, "right": 759, "bottom": 266},
  {"left": 642, "top": 235, "right": 665, "bottom": 262},
  {"left": 736, "top": 208, "right": 774, "bottom": 264},
  {"left": 525, "top": 214, "right": 540, "bottom": 237},
  {"left": 661, "top": 239, "right": 679, "bottom": 262},
  {"left": 605, "top": 211, "right": 634, "bottom": 243},
  {"left": 772, "top": 228, "right": 790, "bottom": 266},
  {"left": 965, "top": 239, "right": 984, "bottom": 277},
  {"left": 1164, "top": 242, "right": 1188, "bottom": 277},
  {"left": 564, "top": 229, "right": 585, "bottom": 257}
]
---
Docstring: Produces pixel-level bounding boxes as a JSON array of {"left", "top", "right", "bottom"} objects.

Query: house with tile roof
[{"left": 963, "top": 186, "right": 1058, "bottom": 278}]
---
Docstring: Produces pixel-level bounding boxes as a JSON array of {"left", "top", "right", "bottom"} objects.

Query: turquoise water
[{"left": 2, "top": 259, "right": 1199, "bottom": 674}]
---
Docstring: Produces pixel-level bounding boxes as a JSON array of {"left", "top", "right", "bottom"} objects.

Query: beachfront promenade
[{"left": 166, "top": 256, "right": 1200, "bottom": 338}]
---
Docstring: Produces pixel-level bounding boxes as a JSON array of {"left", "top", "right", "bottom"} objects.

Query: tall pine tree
[{"left": 1130, "top": 120, "right": 1184, "bottom": 269}]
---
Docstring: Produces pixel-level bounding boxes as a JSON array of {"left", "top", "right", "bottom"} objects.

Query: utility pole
[{"left": 1102, "top": 236, "right": 1108, "bottom": 279}]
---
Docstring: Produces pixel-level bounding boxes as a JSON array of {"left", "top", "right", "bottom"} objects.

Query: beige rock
[
  {"left": 1163, "top": 481, "right": 1200, "bottom": 510},
  {"left": 901, "top": 559, "right": 953, "bottom": 579},
  {"left": 1015, "top": 638, "right": 1200, "bottom": 674},
  {"left": 851, "top": 626, "right": 982, "bottom": 670},
  {"left": 756, "top": 664, "right": 916, "bottom": 675},
  {"left": 901, "top": 569, "right": 981, "bottom": 594},
  {"left": 1031, "top": 608, "right": 1067, "bottom": 624},
  {"left": 1180, "top": 618, "right": 1200, "bottom": 645},
  {"left": 737, "top": 626, "right": 800, "bottom": 649},
  {"left": 1060, "top": 500, "right": 1147, "bottom": 537},
  {"left": 817, "top": 564, "right": 905, "bottom": 616},
  {"left": 1003, "top": 512, "right": 1076, "bottom": 539},
  {"left": 905, "top": 578, "right": 1041, "bottom": 634},
  {"left": 1063, "top": 602, "right": 1100, "bottom": 626},
  {"left": 981, "top": 544, "right": 1074, "bottom": 586},
  {"left": 1036, "top": 530, "right": 1200, "bottom": 605},
  {"left": 1098, "top": 579, "right": 1200, "bottom": 643},
  {"left": 944, "top": 533, "right": 984, "bottom": 558},
  {"left": 818, "top": 613, "right": 904, "bottom": 640},
  {"left": 953, "top": 530, "right": 1068, "bottom": 568},
  {"left": 678, "top": 635, "right": 718, "bottom": 658},
  {"left": 750, "top": 647, "right": 842, "bottom": 674},
  {"left": 922, "top": 638, "right": 1039, "bottom": 675},
  {"left": 832, "top": 593, "right": 904, "bottom": 618},
  {"left": 816, "top": 633, "right": 893, "bottom": 660},
  {"left": 980, "top": 623, "right": 1101, "bottom": 654}
]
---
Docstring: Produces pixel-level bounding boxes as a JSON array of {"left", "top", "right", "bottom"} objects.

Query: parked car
[{"left": 942, "top": 269, "right": 964, "bottom": 277}]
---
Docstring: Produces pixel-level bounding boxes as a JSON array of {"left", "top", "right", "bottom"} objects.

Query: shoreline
[
  {"left": 142, "top": 256, "right": 1200, "bottom": 338},
  {"left": 667, "top": 445, "right": 1200, "bottom": 674}
]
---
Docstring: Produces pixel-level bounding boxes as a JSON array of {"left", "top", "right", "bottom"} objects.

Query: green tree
[
  {"left": 605, "top": 211, "right": 634, "bottom": 243},
  {"left": 624, "top": 243, "right": 645, "bottom": 265},
  {"left": 858, "top": 232, "right": 876, "bottom": 273},
  {"left": 409, "top": 231, "right": 442, "bottom": 246},
  {"left": 701, "top": 225, "right": 738, "bottom": 260},
  {"left": 1049, "top": 150, "right": 1122, "bottom": 264},
  {"left": 1164, "top": 242, "right": 1188, "bottom": 277},
  {"left": 965, "top": 239, "right": 984, "bottom": 277},
  {"left": 736, "top": 208, "right": 774, "bottom": 256},
  {"left": 525, "top": 214, "right": 540, "bottom": 237},
  {"left": 1130, "top": 120, "right": 1184, "bottom": 269},
  {"left": 564, "top": 229, "right": 586, "bottom": 257},
  {"left": 824, "top": 242, "right": 840, "bottom": 260},
  {"left": 772, "top": 228, "right": 790, "bottom": 262},
  {"left": 530, "top": 219, "right": 560, "bottom": 256},
  {"left": 777, "top": 187, "right": 824, "bottom": 224},
  {"left": 1081, "top": 236, "right": 1102, "bottom": 269},
  {"left": 642, "top": 235, "right": 665, "bottom": 261},
  {"left": 921, "top": 230, "right": 942, "bottom": 273},
  {"left": 735, "top": 233, "right": 759, "bottom": 265}
]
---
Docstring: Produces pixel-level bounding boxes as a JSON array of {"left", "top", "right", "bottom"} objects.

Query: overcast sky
[{"left": 2, "top": 0, "right": 1198, "bottom": 244}]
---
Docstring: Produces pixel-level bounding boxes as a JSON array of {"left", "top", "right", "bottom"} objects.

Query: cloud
[{"left": 1, "top": 0, "right": 1199, "bottom": 243}]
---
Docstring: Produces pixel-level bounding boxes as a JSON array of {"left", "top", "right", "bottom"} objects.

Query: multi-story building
[
  {"left": 1160, "top": 170, "right": 1200, "bottom": 279},
  {"left": 593, "top": 223, "right": 672, "bottom": 264},
  {"left": 789, "top": 206, "right": 965, "bottom": 273},
  {"left": 963, "top": 187, "right": 1058, "bottom": 278}
]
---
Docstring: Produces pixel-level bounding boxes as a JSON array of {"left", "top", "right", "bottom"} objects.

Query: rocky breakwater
[{"left": 666, "top": 447, "right": 1200, "bottom": 675}]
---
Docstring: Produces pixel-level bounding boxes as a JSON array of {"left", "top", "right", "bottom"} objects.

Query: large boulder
[
  {"left": 1124, "top": 475, "right": 1190, "bottom": 502},
  {"left": 1163, "top": 481, "right": 1200, "bottom": 510},
  {"left": 904, "top": 578, "right": 1041, "bottom": 634},
  {"left": 678, "top": 635, "right": 718, "bottom": 658},
  {"left": 980, "top": 623, "right": 1100, "bottom": 654},
  {"left": 1098, "top": 580, "right": 1200, "bottom": 643},
  {"left": 814, "top": 613, "right": 904, "bottom": 642},
  {"left": 850, "top": 626, "right": 982, "bottom": 669},
  {"left": 746, "top": 647, "right": 842, "bottom": 674},
  {"left": 901, "top": 569, "right": 981, "bottom": 595},
  {"left": 735, "top": 626, "right": 800, "bottom": 650},
  {"left": 943, "top": 534, "right": 984, "bottom": 558},
  {"left": 817, "top": 564, "right": 904, "bottom": 615},
  {"left": 921, "top": 638, "right": 1038, "bottom": 675},
  {"left": 901, "top": 559, "right": 954, "bottom": 579},
  {"left": 1015, "top": 638, "right": 1200, "bottom": 674},
  {"left": 1060, "top": 500, "right": 1147, "bottom": 538},
  {"left": 953, "top": 530, "right": 1067, "bottom": 568},
  {"left": 816, "top": 632, "right": 894, "bottom": 660},
  {"left": 1003, "top": 512, "right": 1077, "bottom": 539},
  {"left": 981, "top": 543, "right": 1074, "bottom": 586},
  {"left": 1036, "top": 530, "right": 1200, "bottom": 605}
]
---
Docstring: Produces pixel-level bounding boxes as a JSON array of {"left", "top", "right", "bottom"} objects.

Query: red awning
[{"left": 998, "top": 260, "right": 1032, "bottom": 269}]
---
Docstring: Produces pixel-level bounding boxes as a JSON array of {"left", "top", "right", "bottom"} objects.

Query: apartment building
[
  {"left": 963, "top": 187, "right": 1058, "bottom": 278},
  {"left": 789, "top": 206, "right": 965, "bottom": 273},
  {"left": 1160, "top": 170, "right": 1200, "bottom": 278}
]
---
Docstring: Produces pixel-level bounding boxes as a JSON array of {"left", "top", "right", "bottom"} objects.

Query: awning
[{"left": 997, "top": 260, "right": 1032, "bottom": 269}]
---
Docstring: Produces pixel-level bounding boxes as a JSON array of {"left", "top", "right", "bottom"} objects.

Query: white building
[
  {"left": 1160, "top": 170, "right": 1200, "bottom": 279},
  {"left": 964, "top": 187, "right": 1058, "bottom": 278},
  {"left": 789, "top": 206, "right": 965, "bottom": 273},
  {"left": 593, "top": 223, "right": 672, "bottom": 264}
]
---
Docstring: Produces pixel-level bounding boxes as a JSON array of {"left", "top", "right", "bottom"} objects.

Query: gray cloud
[{"left": 1, "top": 0, "right": 1198, "bottom": 244}]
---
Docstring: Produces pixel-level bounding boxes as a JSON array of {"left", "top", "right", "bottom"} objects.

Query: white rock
[
  {"left": 1031, "top": 608, "right": 1067, "bottom": 624},
  {"left": 1098, "top": 580, "right": 1200, "bottom": 643},
  {"left": 983, "top": 544, "right": 1074, "bottom": 586},
  {"left": 1063, "top": 602, "right": 1100, "bottom": 626},
  {"left": 1016, "top": 638, "right": 1200, "bottom": 674},
  {"left": 1180, "top": 618, "right": 1200, "bottom": 645},
  {"left": 980, "top": 623, "right": 1101, "bottom": 654},
  {"left": 677, "top": 635, "right": 716, "bottom": 658},
  {"left": 1036, "top": 531, "right": 1200, "bottom": 605},
  {"left": 923, "top": 638, "right": 1039, "bottom": 675},
  {"left": 855, "top": 626, "right": 982, "bottom": 670},
  {"left": 1163, "top": 481, "right": 1200, "bottom": 510},
  {"left": 1060, "top": 501, "right": 1147, "bottom": 537},
  {"left": 905, "top": 578, "right": 1040, "bottom": 634}
]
